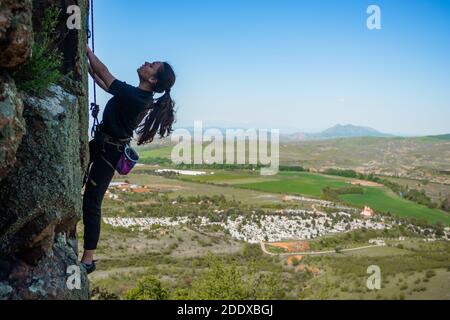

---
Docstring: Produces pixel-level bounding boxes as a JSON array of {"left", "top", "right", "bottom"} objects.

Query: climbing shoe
[{"left": 80, "top": 261, "right": 96, "bottom": 275}]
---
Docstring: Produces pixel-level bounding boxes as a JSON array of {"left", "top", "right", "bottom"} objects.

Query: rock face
[
  {"left": 0, "top": 0, "right": 31, "bottom": 181},
  {"left": 0, "top": 0, "right": 90, "bottom": 300},
  {"left": 0, "top": 0, "right": 33, "bottom": 68}
]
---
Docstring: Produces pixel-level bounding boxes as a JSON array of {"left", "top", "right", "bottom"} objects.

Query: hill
[
  {"left": 283, "top": 124, "right": 393, "bottom": 141},
  {"left": 427, "top": 134, "right": 450, "bottom": 141}
]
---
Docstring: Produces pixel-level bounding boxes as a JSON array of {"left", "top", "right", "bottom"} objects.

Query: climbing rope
[{"left": 88, "top": 0, "right": 100, "bottom": 138}]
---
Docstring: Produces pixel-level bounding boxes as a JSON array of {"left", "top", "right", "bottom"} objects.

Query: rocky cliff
[{"left": 0, "top": 0, "right": 90, "bottom": 299}]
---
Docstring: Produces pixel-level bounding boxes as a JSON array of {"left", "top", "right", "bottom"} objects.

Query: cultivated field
[{"left": 177, "top": 170, "right": 450, "bottom": 225}]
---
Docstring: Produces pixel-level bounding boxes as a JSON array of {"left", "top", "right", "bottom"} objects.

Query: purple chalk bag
[{"left": 116, "top": 144, "right": 139, "bottom": 175}]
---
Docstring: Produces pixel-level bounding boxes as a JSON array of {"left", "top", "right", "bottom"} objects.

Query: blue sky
[{"left": 87, "top": 0, "right": 450, "bottom": 135}]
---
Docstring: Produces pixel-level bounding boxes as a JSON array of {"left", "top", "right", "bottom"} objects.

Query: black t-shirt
[{"left": 98, "top": 79, "right": 154, "bottom": 139}]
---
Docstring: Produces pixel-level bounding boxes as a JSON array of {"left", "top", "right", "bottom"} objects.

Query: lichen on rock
[{"left": 0, "top": 74, "right": 26, "bottom": 178}]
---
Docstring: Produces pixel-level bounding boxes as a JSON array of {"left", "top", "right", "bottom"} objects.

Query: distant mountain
[
  {"left": 316, "top": 124, "right": 393, "bottom": 139},
  {"left": 282, "top": 124, "right": 394, "bottom": 141}
]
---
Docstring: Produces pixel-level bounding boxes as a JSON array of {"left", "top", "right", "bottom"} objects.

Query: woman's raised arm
[
  {"left": 86, "top": 46, "right": 116, "bottom": 90},
  {"left": 88, "top": 62, "right": 109, "bottom": 92}
]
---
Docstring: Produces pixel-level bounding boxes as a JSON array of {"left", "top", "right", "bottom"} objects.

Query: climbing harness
[
  {"left": 87, "top": 0, "right": 100, "bottom": 138},
  {"left": 95, "top": 131, "right": 138, "bottom": 176}
]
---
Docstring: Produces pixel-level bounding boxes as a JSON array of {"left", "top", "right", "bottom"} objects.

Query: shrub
[
  {"left": 13, "top": 7, "right": 64, "bottom": 97},
  {"left": 440, "top": 196, "right": 450, "bottom": 212},
  {"left": 124, "top": 276, "right": 169, "bottom": 300},
  {"left": 291, "top": 257, "right": 300, "bottom": 267},
  {"left": 425, "top": 270, "right": 436, "bottom": 279},
  {"left": 91, "top": 286, "right": 120, "bottom": 300}
]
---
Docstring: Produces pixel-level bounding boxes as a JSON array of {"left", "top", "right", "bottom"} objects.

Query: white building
[
  {"left": 155, "top": 169, "right": 212, "bottom": 176},
  {"left": 361, "top": 206, "right": 375, "bottom": 218}
]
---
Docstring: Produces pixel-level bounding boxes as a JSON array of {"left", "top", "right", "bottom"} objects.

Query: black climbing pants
[{"left": 82, "top": 135, "right": 124, "bottom": 250}]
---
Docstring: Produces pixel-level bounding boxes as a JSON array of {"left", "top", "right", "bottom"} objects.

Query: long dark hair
[{"left": 136, "top": 62, "right": 176, "bottom": 146}]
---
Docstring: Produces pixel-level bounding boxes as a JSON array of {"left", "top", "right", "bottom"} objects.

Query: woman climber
[{"left": 81, "top": 46, "right": 176, "bottom": 274}]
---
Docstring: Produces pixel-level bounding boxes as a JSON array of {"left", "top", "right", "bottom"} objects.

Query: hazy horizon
[{"left": 170, "top": 121, "right": 448, "bottom": 137}]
